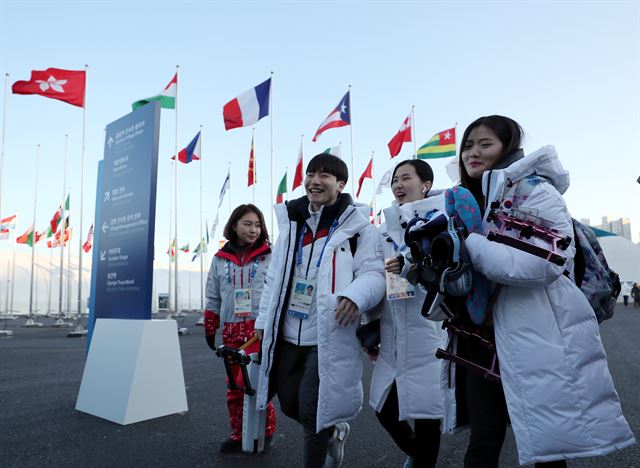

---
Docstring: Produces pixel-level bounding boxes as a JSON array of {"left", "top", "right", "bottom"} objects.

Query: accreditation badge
[
  {"left": 386, "top": 269, "right": 415, "bottom": 301},
  {"left": 234, "top": 288, "right": 252, "bottom": 317},
  {"left": 288, "top": 277, "right": 316, "bottom": 320}
]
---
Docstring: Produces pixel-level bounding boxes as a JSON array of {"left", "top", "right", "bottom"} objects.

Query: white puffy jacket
[
  {"left": 369, "top": 196, "right": 447, "bottom": 420},
  {"left": 443, "top": 146, "right": 636, "bottom": 464},
  {"left": 255, "top": 194, "right": 386, "bottom": 432}
]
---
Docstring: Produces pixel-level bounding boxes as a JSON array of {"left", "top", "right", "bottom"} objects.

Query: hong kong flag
[{"left": 12, "top": 68, "right": 86, "bottom": 107}]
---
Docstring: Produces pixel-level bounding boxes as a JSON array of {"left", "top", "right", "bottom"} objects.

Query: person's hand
[
  {"left": 255, "top": 329, "right": 264, "bottom": 341},
  {"left": 335, "top": 297, "right": 359, "bottom": 327},
  {"left": 385, "top": 257, "right": 402, "bottom": 274}
]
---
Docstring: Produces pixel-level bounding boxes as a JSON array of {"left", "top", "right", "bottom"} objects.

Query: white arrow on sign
[
  {"left": 104, "top": 191, "right": 110, "bottom": 202},
  {"left": 107, "top": 136, "right": 114, "bottom": 148},
  {"left": 102, "top": 222, "right": 109, "bottom": 233},
  {"left": 100, "top": 251, "right": 106, "bottom": 261}
]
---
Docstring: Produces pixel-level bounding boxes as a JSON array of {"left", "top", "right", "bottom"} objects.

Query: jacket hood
[
  {"left": 484, "top": 145, "right": 570, "bottom": 195},
  {"left": 383, "top": 192, "right": 446, "bottom": 246}
]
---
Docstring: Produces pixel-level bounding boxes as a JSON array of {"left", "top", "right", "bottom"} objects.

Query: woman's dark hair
[
  {"left": 459, "top": 115, "right": 524, "bottom": 206},
  {"left": 223, "top": 204, "right": 269, "bottom": 245},
  {"left": 392, "top": 159, "right": 434, "bottom": 197},
  {"left": 306, "top": 153, "right": 349, "bottom": 184}
]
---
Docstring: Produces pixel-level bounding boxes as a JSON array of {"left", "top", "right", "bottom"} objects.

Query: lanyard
[
  {"left": 296, "top": 218, "right": 339, "bottom": 271},
  {"left": 225, "top": 256, "right": 260, "bottom": 287}
]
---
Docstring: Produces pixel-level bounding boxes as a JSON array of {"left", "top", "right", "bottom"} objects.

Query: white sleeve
[
  {"left": 338, "top": 225, "right": 386, "bottom": 313},
  {"left": 255, "top": 238, "right": 284, "bottom": 330}
]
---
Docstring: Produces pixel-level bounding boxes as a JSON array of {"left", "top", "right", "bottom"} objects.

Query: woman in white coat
[
  {"left": 370, "top": 159, "right": 447, "bottom": 468},
  {"left": 446, "top": 115, "right": 635, "bottom": 467}
]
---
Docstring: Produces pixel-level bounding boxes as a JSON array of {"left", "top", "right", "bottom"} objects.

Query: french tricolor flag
[
  {"left": 173, "top": 131, "right": 201, "bottom": 163},
  {"left": 223, "top": 78, "right": 271, "bottom": 130}
]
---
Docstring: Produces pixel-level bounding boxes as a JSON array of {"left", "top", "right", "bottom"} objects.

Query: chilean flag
[
  {"left": 172, "top": 131, "right": 201, "bottom": 163},
  {"left": 312, "top": 91, "right": 351, "bottom": 142},
  {"left": 223, "top": 78, "right": 271, "bottom": 130}
]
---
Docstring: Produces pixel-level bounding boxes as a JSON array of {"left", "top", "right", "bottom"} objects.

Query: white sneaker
[{"left": 324, "top": 422, "right": 350, "bottom": 468}]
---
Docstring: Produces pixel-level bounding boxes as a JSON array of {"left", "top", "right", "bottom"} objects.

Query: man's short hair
[{"left": 306, "top": 153, "right": 349, "bottom": 184}]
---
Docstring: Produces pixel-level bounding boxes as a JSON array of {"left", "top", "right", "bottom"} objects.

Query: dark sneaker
[
  {"left": 324, "top": 422, "right": 350, "bottom": 467},
  {"left": 219, "top": 438, "right": 242, "bottom": 453}
]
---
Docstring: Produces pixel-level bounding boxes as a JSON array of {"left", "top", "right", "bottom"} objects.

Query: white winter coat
[
  {"left": 369, "top": 196, "right": 447, "bottom": 420},
  {"left": 255, "top": 195, "right": 386, "bottom": 432},
  {"left": 443, "top": 146, "right": 635, "bottom": 464},
  {"left": 205, "top": 242, "right": 271, "bottom": 323}
]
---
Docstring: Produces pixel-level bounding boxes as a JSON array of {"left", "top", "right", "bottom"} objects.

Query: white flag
[
  {"left": 376, "top": 168, "right": 392, "bottom": 195},
  {"left": 445, "top": 158, "right": 460, "bottom": 184},
  {"left": 210, "top": 212, "right": 219, "bottom": 238}
]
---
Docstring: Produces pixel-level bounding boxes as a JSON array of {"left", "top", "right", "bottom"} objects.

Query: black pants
[
  {"left": 464, "top": 356, "right": 567, "bottom": 468},
  {"left": 376, "top": 382, "right": 441, "bottom": 467},
  {"left": 623, "top": 295, "right": 629, "bottom": 306},
  {"left": 271, "top": 341, "right": 333, "bottom": 468}
]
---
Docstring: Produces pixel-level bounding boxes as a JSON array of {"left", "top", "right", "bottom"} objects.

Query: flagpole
[
  {"left": 199, "top": 124, "right": 204, "bottom": 312},
  {"left": 9, "top": 231, "right": 16, "bottom": 314},
  {"left": 412, "top": 105, "right": 417, "bottom": 159},
  {"left": 269, "top": 71, "right": 274, "bottom": 236},
  {"left": 371, "top": 151, "right": 377, "bottom": 225},
  {"left": 228, "top": 161, "right": 232, "bottom": 217},
  {"left": 167, "top": 160, "right": 173, "bottom": 316},
  {"left": 47, "top": 247, "right": 53, "bottom": 314},
  {"left": 56, "top": 135, "right": 68, "bottom": 325},
  {"left": 70, "top": 64, "right": 88, "bottom": 336},
  {"left": 348, "top": 85, "right": 355, "bottom": 195},
  {"left": 26, "top": 144, "right": 40, "bottom": 324},
  {"left": 173, "top": 64, "right": 180, "bottom": 318},
  {"left": 0, "top": 73, "right": 8, "bottom": 230}
]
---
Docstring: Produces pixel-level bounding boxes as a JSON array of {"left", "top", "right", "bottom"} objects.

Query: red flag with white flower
[
  {"left": 12, "top": 68, "right": 86, "bottom": 107},
  {"left": 388, "top": 112, "right": 412, "bottom": 158}
]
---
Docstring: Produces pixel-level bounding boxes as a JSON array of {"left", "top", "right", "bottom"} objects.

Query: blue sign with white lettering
[{"left": 93, "top": 102, "right": 161, "bottom": 320}]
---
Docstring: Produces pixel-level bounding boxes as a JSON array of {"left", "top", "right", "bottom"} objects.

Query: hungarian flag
[
  {"left": 292, "top": 140, "right": 304, "bottom": 191},
  {"left": 0, "top": 214, "right": 17, "bottom": 231},
  {"left": 388, "top": 112, "right": 412, "bottom": 158},
  {"left": 82, "top": 224, "right": 94, "bottom": 253},
  {"left": 12, "top": 68, "right": 86, "bottom": 107},
  {"left": 132, "top": 73, "right": 177, "bottom": 110},
  {"left": 417, "top": 127, "right": 456, "bottom": 159},
  {"left": 0, "top": 230, "right": 9, "bottom": 240},
  {"left": 248, "top": 135, "right": 256, "bottom": 187},
  {"left": 179, "top": 243, "right": 190, "bottom": 253},
  {"left": 172, "top": 131, "right": 201, "bottom": 163},
  {"left": 356, "top": 158, "right": 373, "bottom": 198},
  {"left": 276, "top": 172, "right": 287, "bottom": 204},
  {"left": 313, "top": 91, "right": 351, "bottom": 142},
  {"left": 223, "top": 78, "right": 271, "bottom": 130},
  {"left": 16, "top": 225, "right": 35, "bottom": 246}
]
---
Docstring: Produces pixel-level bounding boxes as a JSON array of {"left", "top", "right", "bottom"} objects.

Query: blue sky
[{"left": 1, "top": 0, "right": 639, "bottom": 279}]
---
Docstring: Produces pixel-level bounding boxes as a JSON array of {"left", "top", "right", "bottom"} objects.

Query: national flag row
[{"left": 10, "top": 67, "right": 458, "bottom": 209}]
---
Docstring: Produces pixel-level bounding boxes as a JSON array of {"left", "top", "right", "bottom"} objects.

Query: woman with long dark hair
[
  {"left": 443, "top": 115, "right": 635, "bottom": 467},
  {"left": 202, "top": 204, "right": 277, "bottom": 453}
]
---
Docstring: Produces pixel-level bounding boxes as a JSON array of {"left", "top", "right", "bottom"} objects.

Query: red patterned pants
[{"left": 223, "top": 320, "right": 277, "bottom": 441}]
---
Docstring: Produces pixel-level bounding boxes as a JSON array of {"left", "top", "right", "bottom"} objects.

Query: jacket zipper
[{"left": 332, "top": 251, "right": 336, "bottom": 294}]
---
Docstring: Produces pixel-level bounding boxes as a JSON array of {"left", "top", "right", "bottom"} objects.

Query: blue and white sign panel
[{"left": 94, "top": 102, "right": 161, "bottom": 320}]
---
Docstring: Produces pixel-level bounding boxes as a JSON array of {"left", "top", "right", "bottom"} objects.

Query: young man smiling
[{"left": 255, "top": 154, "right": 385, "bottom": 468}]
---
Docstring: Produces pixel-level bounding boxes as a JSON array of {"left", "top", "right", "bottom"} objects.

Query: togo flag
[{"left": 417, "top": 127, "right": 456, "bottom": 159}]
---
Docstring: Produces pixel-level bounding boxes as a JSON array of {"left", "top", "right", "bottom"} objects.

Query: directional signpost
[
  {"left": 77, "top": 102, "right": 188, "bottom": 424},
  {"left": 93, "top": 102, "right": 161, "bottom": 320}
]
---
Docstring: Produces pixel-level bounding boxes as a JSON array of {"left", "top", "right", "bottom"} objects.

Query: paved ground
[{"left": 0, "top": 306, "right": 638, "bottom": 467}]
